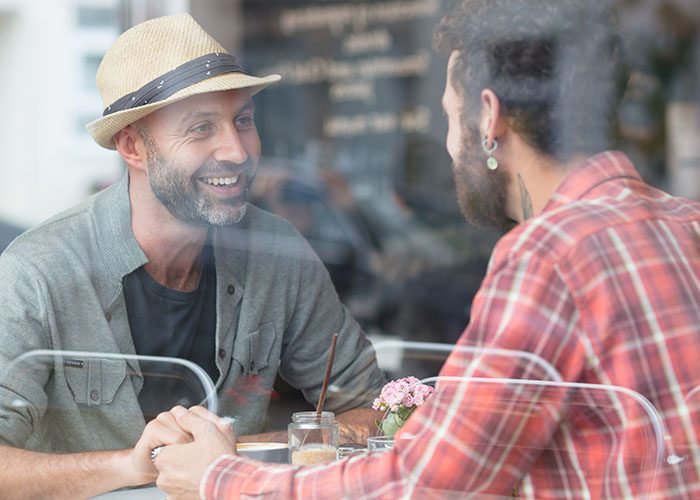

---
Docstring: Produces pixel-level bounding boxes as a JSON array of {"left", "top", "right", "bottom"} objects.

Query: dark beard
[
  {"left": 452, "top": 126, "right": 514, "bottom": 231},
  {"left": 144, "top": 133, "right": 253, "bottom": 227}
]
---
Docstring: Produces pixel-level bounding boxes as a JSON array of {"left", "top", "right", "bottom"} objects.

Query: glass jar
[{"left": 288, "top": 411, "right": 339, "bottom": 465}]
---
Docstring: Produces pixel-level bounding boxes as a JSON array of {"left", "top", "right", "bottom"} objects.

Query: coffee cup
[{"left": 236, "top": 442, "right": 289, "bottom": 463}]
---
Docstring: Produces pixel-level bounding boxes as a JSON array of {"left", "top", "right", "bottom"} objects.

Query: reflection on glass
[
  {"left": 336, "top": 445, "right": 367, "bottom": 459},
  {"left": 367, "top": 435, "right": 394, "bottom": 452}
]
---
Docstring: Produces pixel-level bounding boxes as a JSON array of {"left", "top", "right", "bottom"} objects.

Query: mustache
[{"left": 195, "top": 159, "right": 256, "bottom": 178}]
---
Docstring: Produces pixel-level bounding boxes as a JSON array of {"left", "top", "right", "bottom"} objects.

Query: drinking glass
[
  {"left": 336, "top": 445, "right": 367, "bottom": 459},
  {"left": 366, "top": 435, "right": 395, "bottom": 452}
]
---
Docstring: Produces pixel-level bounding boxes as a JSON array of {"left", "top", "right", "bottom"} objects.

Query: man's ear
[
  {"left": 479, "top": 89, "right": 506, "bottom": 144},
  {"left": 113, "top": 124, "right": 147, "bottom": 171}
]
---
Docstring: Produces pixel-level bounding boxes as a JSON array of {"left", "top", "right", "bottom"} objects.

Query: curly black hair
[{"left": 435, "top": 0, "right": 628, "bottom": 161}]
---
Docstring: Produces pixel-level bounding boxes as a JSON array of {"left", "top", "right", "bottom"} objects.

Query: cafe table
[{"left": 93, "top": 486, "right": 164, "bottom": 499}]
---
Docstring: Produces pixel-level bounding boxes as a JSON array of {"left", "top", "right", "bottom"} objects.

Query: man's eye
[
  {"left": 191, "top": 123, "right": 211, "bottom": 134},
  {"left": 235, "top": 115, "right": 255, "bottom": 128}
]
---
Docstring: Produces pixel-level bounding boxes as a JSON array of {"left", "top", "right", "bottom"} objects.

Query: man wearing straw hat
[
  {"left": 152, "top": 0, "right": 700, "bottom": 498},
  {"left": 0, "top": 13, "right": 384, "bottom": 497}
]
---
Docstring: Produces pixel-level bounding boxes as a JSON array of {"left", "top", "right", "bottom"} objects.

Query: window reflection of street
[{"left": 250, "top": 157, "right": 500, "bottom": 345}]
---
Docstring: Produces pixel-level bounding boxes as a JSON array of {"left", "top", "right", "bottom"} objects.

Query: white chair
[
  {"left": 0, "top": 349, "right": 230, "bottom": 498},
  {"left": 1, "top": 349, "right": 218, "bottom": 454},
  {"left": 371, "top": 339, "right": 563, "bottom": 382},
  {"left": 667, "top": 385, "right": 700, "bottom": 489},
  {"left": 397, "top": 376, "right": 668, "bottom": 498},
  {"left": 11, "top": 349, "right": 218, "bottom": 412}
]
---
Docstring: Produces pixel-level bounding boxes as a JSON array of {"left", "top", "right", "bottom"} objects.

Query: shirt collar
[
  {"left": 94, "top": 172, "right": 148, "bottom": 283},
  {"left": 542, "top": 151, "right": 642, "bottom": 214}
]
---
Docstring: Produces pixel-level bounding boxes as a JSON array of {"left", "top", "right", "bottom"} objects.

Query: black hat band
[{"left": 103, "top": 52, "right": 248, "bottom": 117}]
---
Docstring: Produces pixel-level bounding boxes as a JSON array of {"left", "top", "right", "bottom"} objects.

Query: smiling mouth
[{"left": 201, "top": 175, "right": 240, "bottom": 186}]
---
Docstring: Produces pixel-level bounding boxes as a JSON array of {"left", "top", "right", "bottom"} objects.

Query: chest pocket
[
  {"left": 64, "top": 358, "right": 127, "bottom": 406},
  {"left": 232, "top": 322, "right": 277, "bottom": 375}
]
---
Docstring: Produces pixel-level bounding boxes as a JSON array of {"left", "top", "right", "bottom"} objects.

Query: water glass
[
  {"left": 366, "top": 435, "right": 395, "bottom": 452},
  {"left": 336, "top": 445, "right": 367, "bottom": 459}
]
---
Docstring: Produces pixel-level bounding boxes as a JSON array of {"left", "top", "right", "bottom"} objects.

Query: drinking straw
[{"left": 316, "top": 333, "right": 339, "bottom": 417}]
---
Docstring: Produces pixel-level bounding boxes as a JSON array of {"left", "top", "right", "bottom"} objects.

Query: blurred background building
[{"left": 0, "top": 0, "right": 121, "bottom": 227}]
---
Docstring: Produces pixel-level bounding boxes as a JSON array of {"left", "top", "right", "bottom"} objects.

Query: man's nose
[{"left": 213, "top": 126, "right": 248, "bottom": 165}]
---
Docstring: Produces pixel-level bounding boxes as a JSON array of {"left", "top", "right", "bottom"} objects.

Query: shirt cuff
[{"left": 200, "top": 453, "right": 236, "bottom": 500}]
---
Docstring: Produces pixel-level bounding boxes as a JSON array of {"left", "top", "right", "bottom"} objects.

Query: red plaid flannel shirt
[{"left": 202, "top": 152, "right": 700, "bottom": 499}]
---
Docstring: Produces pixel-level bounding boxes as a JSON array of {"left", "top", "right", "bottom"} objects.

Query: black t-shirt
[{"left": 123, "top": 246, "right": 217, "bottom": 420}]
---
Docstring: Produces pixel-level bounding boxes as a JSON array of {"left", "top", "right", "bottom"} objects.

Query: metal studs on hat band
[{"left": 102, "top": 52, "right": 248, "bottom": 117}]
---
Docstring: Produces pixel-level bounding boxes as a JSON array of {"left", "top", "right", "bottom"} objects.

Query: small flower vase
[
  {"left": 372, "top": 376, "right": 435, "bottom": 444},
  {"left": 379, "top": 413, "right": 401, "bottom": 437},
  {"left": 379, "top": 406, "right": 414, "bottom": 438}
]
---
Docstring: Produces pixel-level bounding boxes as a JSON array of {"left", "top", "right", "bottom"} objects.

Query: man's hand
[
  {"left": 154, "top": 406, "right": 237, "bottom": 499},
  {"left": 126, "top": 410, "right": 195, "bottom": 486},
  {"left": 336, "top": 407, "right": 384, "bottom": 445}
]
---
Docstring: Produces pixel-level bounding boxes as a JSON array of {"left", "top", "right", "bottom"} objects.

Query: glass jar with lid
[{"left": 288, "top": 411, "right": 339, "bottom": 465}]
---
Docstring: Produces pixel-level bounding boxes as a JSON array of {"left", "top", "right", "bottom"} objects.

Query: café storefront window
[
  {"left": 195, "top": 0, "right": 700, "bottom": 346},
  {"left": 0, "top": 1, "right": 699, "bottom": 498},
  {"left": 233, "top": 0, "right": 502, "bottom": 344}
]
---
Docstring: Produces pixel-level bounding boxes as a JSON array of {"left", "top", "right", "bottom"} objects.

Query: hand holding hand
[
  {"left": 127, "top": 411, "right": 194, "bottom": 486},
  {"left": 154, "top": 406, "right": 237, "bottom": 500}
]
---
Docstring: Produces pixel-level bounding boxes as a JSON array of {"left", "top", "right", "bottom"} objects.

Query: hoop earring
[{"left": 482, "top": 136, "right": 499, "bottom": 170}]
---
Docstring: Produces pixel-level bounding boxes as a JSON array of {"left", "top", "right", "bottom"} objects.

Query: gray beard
[{"left": 144, "top": 137, "right": 250, "bottom": 227}]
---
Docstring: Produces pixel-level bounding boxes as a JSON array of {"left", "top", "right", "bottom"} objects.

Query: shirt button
[
  {"left": 105, "top": 312, "right": 112, "bottom": 322},
  {"left": 218, "top": 348, "right": 226, "bottom": 359},
  {"left": 90, "top": 390, "right": 100, "bottom": 402},
  {"left": 227, "top": 284, "right": 235, "bottom": 295}
]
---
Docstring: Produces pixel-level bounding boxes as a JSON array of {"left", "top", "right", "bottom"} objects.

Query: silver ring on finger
[{"left": 150, "top": 445, "right": 163, "bottom": 463}]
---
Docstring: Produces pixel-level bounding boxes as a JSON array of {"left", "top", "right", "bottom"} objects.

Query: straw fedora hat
[{"left": 87, "top": 13, "right": 280, "bottom": 149}]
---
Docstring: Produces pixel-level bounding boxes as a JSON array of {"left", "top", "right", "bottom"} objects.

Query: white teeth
[{"left": 204, "top": 176, "right": 239, "bottom": 186}]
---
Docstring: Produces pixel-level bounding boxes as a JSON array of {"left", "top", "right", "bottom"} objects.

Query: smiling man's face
[{"left": 137, "top": 88, "right": 261, "bottom": 227}]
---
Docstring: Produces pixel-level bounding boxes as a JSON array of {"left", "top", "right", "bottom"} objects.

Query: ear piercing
[{"left": 482, "top": 137, "right": 499, "bottom": 170}]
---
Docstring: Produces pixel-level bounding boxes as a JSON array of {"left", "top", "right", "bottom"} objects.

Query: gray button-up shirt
[{"left": 0, "top": 174, "right": 384, "bottom": 453}]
